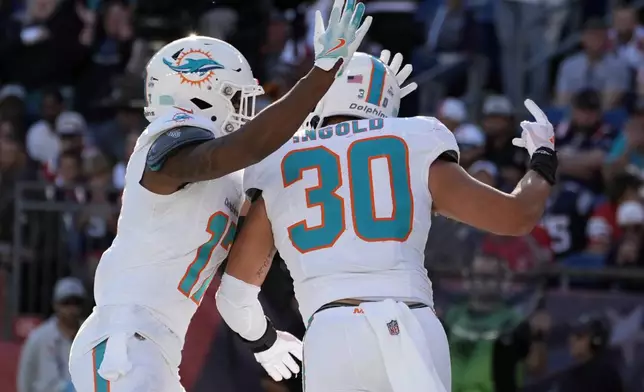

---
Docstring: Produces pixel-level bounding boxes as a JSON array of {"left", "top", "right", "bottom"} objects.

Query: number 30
[{"left": 281, "top": 136, "right": 414, "bottom": 253}]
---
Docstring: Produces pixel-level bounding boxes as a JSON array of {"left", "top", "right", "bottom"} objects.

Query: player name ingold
[{"left": 293, "top": 118, "right": 384, "bottom": 144}]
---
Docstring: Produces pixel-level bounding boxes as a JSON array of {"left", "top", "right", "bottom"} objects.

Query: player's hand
[
  {"left": 379, "top": 50, "right": 417, "bottom": 98},
  {"left": 314, "top": 0, "right": 372, "bottom": 76},
  {"left": 254, "top": 330, "right": 303, "bottom": 382},
  {"left": 512, "top": 99, "right": 555, "bottom": 157}
]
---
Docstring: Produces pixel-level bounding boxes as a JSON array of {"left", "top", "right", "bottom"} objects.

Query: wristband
[
  {"left": 238, "top": 317, "right": 277, "bottom": 353},
  {"left": 529, "top": 147, "right": 557, "bottom": 185}
]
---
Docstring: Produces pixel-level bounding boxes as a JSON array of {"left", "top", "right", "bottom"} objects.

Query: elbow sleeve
[{"left": 215, "top": 273, "right": 267, "bottom": 341}]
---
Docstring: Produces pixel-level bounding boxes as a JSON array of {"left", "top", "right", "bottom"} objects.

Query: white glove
[
  {"left": 379, "top": 49, "right": 417, "bottom": 98},
  {"left": 512, "top": 99, "right": 555, "bottom": 157},
  {"left": 314, "top": 0, "right": 372, "bottom": 75},
  {"left": 255, "top": 330, "right": 303, "bottom": 382}
]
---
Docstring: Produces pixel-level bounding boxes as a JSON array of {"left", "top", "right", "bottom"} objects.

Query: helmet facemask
[{"left": 218, "top": 81, "right": 264, "bottom": 134}]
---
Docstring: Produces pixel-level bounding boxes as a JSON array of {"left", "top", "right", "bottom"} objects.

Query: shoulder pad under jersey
[
  {"left": 412, "top": 116, "right": 460, "bottom": 163},
  {"left": 146, "top": 126, "right": 214, "bottom": 171}
]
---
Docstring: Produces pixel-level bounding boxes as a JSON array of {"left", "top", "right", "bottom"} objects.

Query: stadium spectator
[
  {"left": 0, "top": 136, "right": 31, "bottom": 244},
  {"left": 47, "top": 152, "right": 83, "bottom": 203},
  {"left": 16, "top": 277, "right": 86, "bottom": 392},
  {"left": 556, "top": 89, "right": 616, "bottom": 193},
  {"left": 437, "top": 97, "right": 467, "bottom": 132},
  {"left": 76, "top": 157, "right": 117, "bottom": 257},
  {"left": 480, "top": 95, "right": 527, "bottom": 191},
  {"left": 610, "top": 5, "right": 644, "bottom": 76},
  {"left": 112, "top": 131, "right": 138, "bottom": 190},
  {"left": 5, "top": 0, "right": 85, "bottom": 90},
  {"left": 0, "top": 85, "right": 28, "bottom": 134},
  {"left": 420, "top": 0, "right": 477, "bottom": 97},
  {"left": 88, "top": 73, "right": 146, "bottom": 161},
  {"left": 74, "top": 0, "right": 134, "bottom": 123},
  {"left": 605, "top": 98, "right": 644, "bottom": 178},
  {"left": 555, "top": 315, "right": 623, "bottom": 392},
  {"left": 443, "top": 254, "right": 549, "bottom": 392},
  {"left": 556, "top": 18, "right": 630, "bottom": 109},
  {"left": 365, "top": 0, "right": 424, "bottom": 67},
  {"left": 541, "top": 181, "right": 595, "bottom": 259},
  {"left": 25, "top": 88, "right": 65, "bottom": 167},
  {"left": 261, "top": 11, "right": 305, "bottom": 97},
  {"left": 437, "top": 97, "right": 486, "bottom": 167},
  {"left": 586, "top": 171, "right": 642, "bottom": 255},
  {"left": 607, "top": 201, "right": 644, "bottom": 269},
  {"left": 455, "top": 124, "right": 486, "bottom": 169},
  {"left": 1, "top": 120, "right": 19, "bottom": 142},
  {"left": 467, "top": 160, "right": 498, "bottom": 187},
  {"left": 55, "top": 112, "right": 87, "bottom": 157}
]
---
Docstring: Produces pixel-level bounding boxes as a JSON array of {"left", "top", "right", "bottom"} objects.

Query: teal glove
[{"left": 314, "top": 0, "right": 372, "bottom": 76}]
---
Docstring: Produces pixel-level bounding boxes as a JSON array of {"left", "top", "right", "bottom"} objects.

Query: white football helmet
[
  {"left": 312, "top": 52, "right": 401, "bottom": 124},
  {"left": 144, "top": 36, "right": 264, "bottom": 133}
]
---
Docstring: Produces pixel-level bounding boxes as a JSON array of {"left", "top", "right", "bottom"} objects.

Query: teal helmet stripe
[{"left": 366, "top": 57, "right": 387, "bottom": 106}]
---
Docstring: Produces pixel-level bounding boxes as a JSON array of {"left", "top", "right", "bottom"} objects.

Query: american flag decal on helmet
[
  {"left": 387, "top": 320, "right": 400, "bottom": 335},
  {"left": 348, "top": 75, "right": 363, "bottom": 83}
]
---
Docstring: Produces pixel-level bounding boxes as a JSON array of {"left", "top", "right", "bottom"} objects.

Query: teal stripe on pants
[{"left": 93, "top": 340, "right": 109, "bottom": 392}]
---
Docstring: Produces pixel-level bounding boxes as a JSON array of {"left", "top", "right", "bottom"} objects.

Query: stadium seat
[{"left": 603, "top": 107, "right": 629, "bottom": 130}]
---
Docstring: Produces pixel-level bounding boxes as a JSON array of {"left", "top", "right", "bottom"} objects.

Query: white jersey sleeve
[
  {"left": 413, "top": 116, "right": 459, "bottom": 162},
  {"left": 408, "top": 116, "right": 460, "bottom": 193}
]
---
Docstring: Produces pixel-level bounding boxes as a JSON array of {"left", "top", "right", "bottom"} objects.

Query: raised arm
[
  {"left": 431, "top": 162, "right": 551, "bottom": 236},
  {"left": 431, "top": 99, "right": 557, "bottom": 236},
  {"left": 143, "top": 0, "right": 371, "bottom": 192},
  {"left": 149, "top": 67, "right": 338, "bottom": 185}
]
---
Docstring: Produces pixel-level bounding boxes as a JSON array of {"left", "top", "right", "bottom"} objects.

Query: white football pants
[
  {"left": 69, "top": 333, "right": 185, "bottom": 392},
  {"left": 303, "top": 299, "right": 451, "bottom": 392}
]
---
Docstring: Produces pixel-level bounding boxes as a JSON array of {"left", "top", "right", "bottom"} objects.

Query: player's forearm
[
  {"left": 160, "top": 65, "right": 338, "bottom": 182},
  {"left": 507, "top": 170, "right": 552, "bottom": 234},
  {"left": 240, "top": 65, "right": 338, "bottom": 161},
  {"left": 216, "top": 273, "right": 268, "bottom": 341}
]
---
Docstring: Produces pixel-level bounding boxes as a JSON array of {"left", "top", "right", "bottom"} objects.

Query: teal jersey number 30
[{"left": 281, "top": 135, "right": 414, "bottom": 253}]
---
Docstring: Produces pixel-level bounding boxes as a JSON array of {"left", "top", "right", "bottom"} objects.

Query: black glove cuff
[
  {"left": 237, "top": 317, "right": 278, "bottom": 353},
  {"left": 529, "top": 147, "right": 557, "bottom": 185}
]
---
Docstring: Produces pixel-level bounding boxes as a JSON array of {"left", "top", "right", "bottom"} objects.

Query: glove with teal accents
[{"left": 314, "top": 0, "right": 372, "bottom": 76}]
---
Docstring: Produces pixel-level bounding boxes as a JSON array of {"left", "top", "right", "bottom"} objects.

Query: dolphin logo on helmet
[{"left": 145, "top": 36, "right": 264, "bottom": 133}]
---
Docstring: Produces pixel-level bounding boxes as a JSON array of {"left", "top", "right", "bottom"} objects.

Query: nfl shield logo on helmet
[{"left": 387, "top": 320, "right": 400, "bottom": 336}]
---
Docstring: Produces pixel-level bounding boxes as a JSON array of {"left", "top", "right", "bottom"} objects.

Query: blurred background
[{"left": 2, "top": 0, "right": 644, "bottom": 391}]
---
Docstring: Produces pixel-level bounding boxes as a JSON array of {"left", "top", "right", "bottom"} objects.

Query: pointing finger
[{"left": 524, "top": 99, "right": 549, "bottom": 124}]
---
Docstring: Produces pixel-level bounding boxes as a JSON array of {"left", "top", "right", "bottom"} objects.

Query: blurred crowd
[{"left": 3, "top": 0, "right": 644, "bottom": 391}]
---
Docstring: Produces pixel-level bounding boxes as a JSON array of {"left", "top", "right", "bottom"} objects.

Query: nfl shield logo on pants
[{"left": 387, "top": 320, "right": 400, "bottom": 335}]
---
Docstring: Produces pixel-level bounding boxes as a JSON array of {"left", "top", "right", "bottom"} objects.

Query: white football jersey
[
  {"left": 244, "top": 116, "right": 459, "bottom": 322},
  {"left": 93, "top": 111, "right": 244, "bottom": 342}
]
